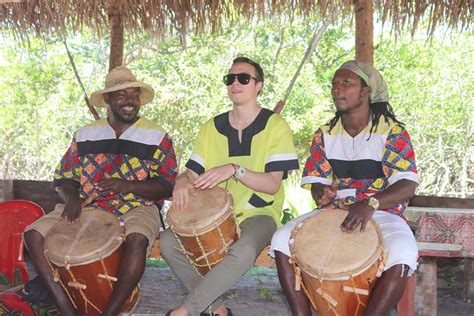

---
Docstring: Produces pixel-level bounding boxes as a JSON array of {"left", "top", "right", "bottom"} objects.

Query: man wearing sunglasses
[{"left": 161, "top": 57, "right": 299, "bottom": 316}]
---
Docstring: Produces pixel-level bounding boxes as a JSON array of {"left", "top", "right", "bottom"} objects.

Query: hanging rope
[
  {"left": 63, "top": 39, "right": 100, "bottom": 120},
  {"left": 273, "top": 18, "right": 332, "bottom": 114}
]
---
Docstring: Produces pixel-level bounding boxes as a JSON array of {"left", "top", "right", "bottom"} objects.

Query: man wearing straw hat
[
  {"left": 23, "top": 66, "right": 177, "bottom": 315},
  {"left": 270, "top": 60, "right": 419, "bottom": 315}
]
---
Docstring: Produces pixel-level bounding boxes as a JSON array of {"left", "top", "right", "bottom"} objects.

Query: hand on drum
[
  {"left": 172, "top": 177, "right": 197, "bottom": 211},
  {"left": 193, "top": 164, "right": 235, "bottom": 190},
  {"left": 311, "top": 181, "right": 337, "bottom": 207},
  {"left": 338, "top": 200, "right": 374, "bottom": 233},
  {"left": 61, "top": 195, "right": 85, "bottom": 223}
]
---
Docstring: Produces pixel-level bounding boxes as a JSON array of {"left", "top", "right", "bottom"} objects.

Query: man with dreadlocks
[{"left": 270, "top": 60, "right": 419, "bottom": 315}]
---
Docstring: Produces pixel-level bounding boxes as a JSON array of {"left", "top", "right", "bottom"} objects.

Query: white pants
[{"left": 270, "top": 210, "right": 418, "bottom": 275}]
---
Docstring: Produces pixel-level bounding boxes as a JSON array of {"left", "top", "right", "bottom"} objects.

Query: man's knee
[
  {"left": 125, "top": 233, "right": 149, "bottom": 251},
  {"left": 270, "top": 225, "right": 292, "bottom": 257},
  {"left": 158, "top": 229, "right": 176, "bottom": 260},
  {"left": 24, "top": 229, "right": 44, "bottom": 249},
  {"left": 229, "top": 243, "right": 260, "bottom": 268}
]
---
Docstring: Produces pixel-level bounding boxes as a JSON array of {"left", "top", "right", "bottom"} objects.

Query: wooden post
[
  {"left": 354, "top": 0, "right": 373, "bottom": 65},
  {"left": 108, "top": 2, "right": 124, "bottom": 71}
]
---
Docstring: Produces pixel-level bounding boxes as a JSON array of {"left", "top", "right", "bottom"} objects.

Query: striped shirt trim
[
  {"left": 329, "top": 159, "right": 384, "bottom": 179},
  {"left": 301, "top": 176, "right": 332, "bottom": 187},
  {"left": 323, "top": 133, "right": 387, "bottom": 162},
  {"left": 186, "top": 159, "right": 205, "bottom": 175},
  {"left": 336, "top": 189, "right": 356, "bottom": 199},
  {"left": 76, "top": 139, "right": 160, "bottom": 161},
  {"left": 266, "top": 153, "right": 298, "bottom": 164},
  {"left": 76, "top": 118, "right": 166, "bottom": 146},
  {"left": 248, "top": 194, "right": 274, "bottom": 208},
  {"left": 388, "top": 172, "right": 420, "bottom": 186}
]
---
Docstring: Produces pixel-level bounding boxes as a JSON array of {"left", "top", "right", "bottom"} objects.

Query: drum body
[
  {"left": 289, "top": 209, "right": 385, "bottom": 316},
  {"left": 167, "top": 187, "right": 239, "bottom": 276},
  {"left": 44, "top": 209, "right": 139, "bottom": 316}
]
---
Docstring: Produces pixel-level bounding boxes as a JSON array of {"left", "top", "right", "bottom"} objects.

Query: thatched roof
[{"left": 0, "top": 0, "right": 472, "bottom": 39}]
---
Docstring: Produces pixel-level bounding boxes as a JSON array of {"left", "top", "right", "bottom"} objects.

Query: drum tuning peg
[
  {"left": 98, "top": 274, "right": 118, "bottom": 282},
  {"left": 343, "top": 286, "right": 369, "bottom": 296},
  {"left": 316, "top": 288, "right": 338, "bottom": 307},
  {"left": 68, "top": 281, "right": 87, "bottom": 290},
  {"left": 295, "top": 267, "right": 302, "bottom": 291}
]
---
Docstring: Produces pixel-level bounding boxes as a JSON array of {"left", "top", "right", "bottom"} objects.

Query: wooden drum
[
  {"left": 44, "top": 209, "right": 139, "bottom": 315},
  {"left": 289, "top": 209, "right": 385, "bottom": 316},
  {"left": 167, "top": 187, "right": 239, "bottom": 277}
]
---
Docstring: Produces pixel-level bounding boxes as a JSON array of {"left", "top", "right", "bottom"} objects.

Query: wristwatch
[
  {"left": 368, "top": 197, "right": 380, "bottom": 211},
  {"left": 234, "top": 165, "right": 246, "bottom": 180}
]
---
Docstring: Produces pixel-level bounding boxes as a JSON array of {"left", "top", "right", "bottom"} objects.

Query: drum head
[
  {"left": 290, "top": 209, "right": 382, "bottom": 280},
  {"left": 44, "top": 209, "right": 124, "bottom": 267},
  {"left": 167, "top": 187, "right": 233, "bottom": 235}
]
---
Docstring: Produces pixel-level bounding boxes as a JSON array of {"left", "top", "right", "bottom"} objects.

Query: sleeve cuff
[{"left": 388, "top": 172, "right": 419, "bottom": 186}]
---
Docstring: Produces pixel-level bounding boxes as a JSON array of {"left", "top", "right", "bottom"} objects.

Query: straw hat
[{"left": 90, "top": 66, "right": 155, "bottom": 107}]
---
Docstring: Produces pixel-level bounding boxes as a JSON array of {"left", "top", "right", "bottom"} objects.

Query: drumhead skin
[
  {"left": 290, "top": 209, "right": 383, "bottom": 280},
  {"left": 44, "top": 209, "right": 124, "bottom": 267},
  {"left": 167, "top": 187, "right": 234, "bottom": 235}
]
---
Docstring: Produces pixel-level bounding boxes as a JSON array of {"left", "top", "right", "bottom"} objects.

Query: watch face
[
  {"left": 236, "top": 166, "right": 245, "bottom": 179},
  {"left": 369, "top": 197, "right": 379, "bottom": 210}
]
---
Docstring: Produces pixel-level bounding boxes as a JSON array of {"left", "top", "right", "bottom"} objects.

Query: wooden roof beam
[
  {"left": 355, "top": 0, "right": 373, "bottom": 65},
  {"left": 108, "top": 2, "right": 124, "bottom": 71}
]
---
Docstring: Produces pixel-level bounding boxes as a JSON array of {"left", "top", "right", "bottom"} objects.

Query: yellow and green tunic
[{"left": 186, "top": 108, "right": 299, "bottom": 226}]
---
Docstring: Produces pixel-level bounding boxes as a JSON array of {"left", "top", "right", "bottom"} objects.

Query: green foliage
[
  {"left": 145, "top": 258, "right": 169, "bottom": 268},
  {"left": 0, "top": 18, "right": 472, "bottom": 200}
]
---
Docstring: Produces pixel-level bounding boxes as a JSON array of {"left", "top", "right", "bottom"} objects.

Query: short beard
[{"left": 110, "top": 103, "right": 139, "bottom": 123}]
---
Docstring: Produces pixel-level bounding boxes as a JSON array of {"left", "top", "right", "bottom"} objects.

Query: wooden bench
[{"left": 413, "top": 242, "right": 464, "bottom": 316}]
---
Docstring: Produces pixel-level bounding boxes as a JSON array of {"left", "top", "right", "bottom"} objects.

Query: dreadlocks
[{"left": 326, "top": 77, "right": 404, "bottom": 135}]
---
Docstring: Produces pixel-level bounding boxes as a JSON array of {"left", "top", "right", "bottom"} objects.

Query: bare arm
[
  {"left": 193, "top": 163, "right": 283, "bottom": 195},
  {"left": 369, "top": 179, "right": 417, "bottom": 210},
  {"left": 96, "top": 176, "right": 173, "bottom": 201},
  {"left": 340, "top": 179, "right": 417, "bottom": 233}
]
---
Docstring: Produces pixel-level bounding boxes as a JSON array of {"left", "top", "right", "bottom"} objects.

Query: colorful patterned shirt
[
  {"left": 186, "top": 108, "right": 299, "bottom": 226},
  {"left": 301, "top": 117, "right": 419, "bottom": 216},
  {"left": 53, "top": 118, "right": 177, "bottom": 215}
]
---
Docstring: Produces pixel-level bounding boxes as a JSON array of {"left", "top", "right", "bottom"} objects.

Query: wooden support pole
[
  {"left": 108, "top": 3, "right": 124, "bottom": 71},
  {"left": 354, "top": 0, "right": 373, "bottom": 65}
]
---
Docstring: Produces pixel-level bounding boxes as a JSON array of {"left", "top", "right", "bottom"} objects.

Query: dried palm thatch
[{"left": 0, "top": 0, "right": 472, "bottom": 40}]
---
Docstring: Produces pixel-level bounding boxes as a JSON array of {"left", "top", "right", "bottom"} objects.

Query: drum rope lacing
[
  {"left": 194, "top": 227, "right": 213, "bottom": 271},
  {"left": 316, "top": 271, "right": 339, "bottom": 315},
  {"left": 171, "top": 225, "right": 205, "bottom": 277},
  {"left": 349, "top": 273, "right": 366, "bottom": 315},
  {"left": 43, "top": 249, "right": 79, "bottom": 310},
  {"left": 290, "top": 258, "right": 320, "bottom": 314},
  {"left": 99, "top": 254, "right": 114, "bottom": 289},
  {"left": 65, "top": 268, "right": 103, "bottom": 314}
]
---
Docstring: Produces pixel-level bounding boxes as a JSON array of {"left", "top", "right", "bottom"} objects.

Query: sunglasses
[{"left": 223, "top": 73, "right": 258, "bottom": 86}]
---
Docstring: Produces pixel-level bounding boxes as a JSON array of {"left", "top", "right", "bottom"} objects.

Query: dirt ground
[
  {"left": 134, "top": 260, "right": 473, "bottom": 316},
  {"left": 23, "top": 258, "right": 473, "bottom": 315}
]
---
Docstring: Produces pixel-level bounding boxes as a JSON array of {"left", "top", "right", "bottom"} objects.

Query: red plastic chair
[{"left": 0, "top": 200, "right": 45, "bottom": 285}]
